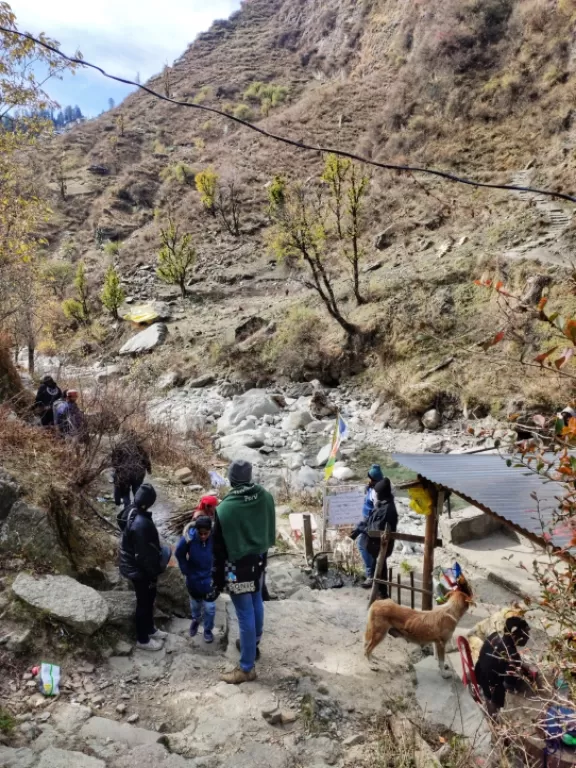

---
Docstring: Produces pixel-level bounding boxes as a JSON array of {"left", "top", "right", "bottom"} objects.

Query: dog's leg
[
  {"left": 364, "top": 609, "right": 390, "bottom": 659},
  {"left": 435, "top": 641, "right": 452, "bottom": 679}
]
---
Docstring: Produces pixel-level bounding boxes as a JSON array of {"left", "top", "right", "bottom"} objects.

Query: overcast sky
[{"left": 10, "top": 0, "right": 242, "bottom": 115}]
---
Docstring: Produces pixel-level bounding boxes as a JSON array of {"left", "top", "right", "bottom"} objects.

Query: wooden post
[
  {"left": 368, "top": 532, "right": 388, "bottom": 607},
  {"left": 410, "top": 571, "right": 415, "bottom": 609},
  {"left": 303, "top": 513, "right": 314, "bottom": 564},
  {"left": 397, "top": 573, "right": 401, "bottom": 604},
  {"left": 422, "top": 488, "right": 443, "bottom": 611}
]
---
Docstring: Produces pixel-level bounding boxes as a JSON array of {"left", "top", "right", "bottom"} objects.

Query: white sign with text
[{"left": 326, "top": 490, "right": 365, "bottom": 526}]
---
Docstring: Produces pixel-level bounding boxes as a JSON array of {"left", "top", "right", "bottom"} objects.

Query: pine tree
[{"left": 100, "top": 264, "right": 125, "bottom": 320}]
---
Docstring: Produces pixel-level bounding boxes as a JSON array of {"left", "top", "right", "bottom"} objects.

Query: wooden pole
[
  {"left": 410, "top": 571, "right": 415, "bottom": 609},
  {"left": 397, "top": 573, "right": 401, "bottom": 604},
  {"left": 368, "top": 532, "right": 388, "bottom": 607},
  {"left": 303, "top": 513, "right": 314, "bottom": 564},
  {"left": 422, "top": 488, "right": 443, "bottom": 611}
]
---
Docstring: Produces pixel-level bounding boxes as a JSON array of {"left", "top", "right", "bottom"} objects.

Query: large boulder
[
  {"left": 294, "top": 466, "right": 321, "bottom": 489},
  {"left": 98, "top": 590, "right": 137, "bottom": 627},
  {"left": 217, "top": 390, "right": 282, "bottom": 434},
  {"left": 12, "top": 574, "right": 109, "bottom": 635},
  {"left": 422, "top": 409, "right": 441, "bottom": 430},
  {"left": 281, "top": 410, "right": 313, "bottom": 431},
  {"left": 119, "top": 323, "right": 168, "bottom": 356},
  {"left": 0, "top": 501, "right": 70, "bottom": 571},
  {"left": 217, "top": 430, "right": 266, "bottom": 450},
  {"left": 313, "top": 442, "right": 336, "bottom": 467},
  {"left": 156, "top": 566, "right": 192, "bottom": 617},
  {"left": 0, "top": 468, "right": 20, "bottom": 522}
]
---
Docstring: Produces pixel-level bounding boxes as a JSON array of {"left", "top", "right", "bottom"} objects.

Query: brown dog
[{"left": 364, "top": 580, "right": 473, "bottom": 678}]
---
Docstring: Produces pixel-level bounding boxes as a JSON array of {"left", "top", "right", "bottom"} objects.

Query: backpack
[{"left": 117, "top": 503, "right": 137, "bottom": 532}]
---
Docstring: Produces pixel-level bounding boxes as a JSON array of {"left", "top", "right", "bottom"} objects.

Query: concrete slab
[
  {"left": 447, "top": 533, "right": 544, "bottom": 600},
  {"left": 414, "top": 656, "right": 491, "bottom": 752}
]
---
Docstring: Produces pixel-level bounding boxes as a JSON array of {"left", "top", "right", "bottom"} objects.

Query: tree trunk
[
  {"left": 27, "top": 340, "right": 35, "bottom": 376},
  {"left": 180, "top": 279, "right": 187, "bottom": 298}
]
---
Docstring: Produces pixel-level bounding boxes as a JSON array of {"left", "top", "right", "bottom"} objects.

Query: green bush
[
  {"left": 233, "top": 103, "right": 254, "bottom": 121},
  {"left": 103, "top": 241, "right": 120, "bottom": 256},
  {"left": 243, "top": 82, "right": 289, "bottom": 112},
  {"left": 62, "top": 298, "right": 86, "bottom": 324},
  {"left": 193, "top": 85, "right": 213, "bottom": 105},
  {"left": 160, "top": 162, "right": 195, "bottom": 185}
]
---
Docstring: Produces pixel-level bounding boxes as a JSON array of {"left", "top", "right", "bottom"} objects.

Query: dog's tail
[{"left": 364, "top": 602, "right": 381, "bottom": 659}]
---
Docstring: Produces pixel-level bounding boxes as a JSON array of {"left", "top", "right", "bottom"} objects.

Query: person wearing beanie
[
  {"left": 34, "top": 375, "right": 62, "bottom": 427},
  {"left": 119, "top": 484, "right": 170, "bottom": 651},
  {"left": 54, "top": 389, "right": 86, "bottom": 440},
  {"left": 356, "top": 464, "right": 385, "bottom": 587},
  {"left": 351, "top": 477, "right": 397, "bottom": 594},
  {"left": 175, "top": 515, "right": 218, "bottom": 643},
  {"left": 213, "top": 459, "right": 276, "bottom": 684}
]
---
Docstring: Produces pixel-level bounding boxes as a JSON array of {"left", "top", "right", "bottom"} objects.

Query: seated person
[{"left": 474, "top": 616, "right": 531, "bottom": 716}]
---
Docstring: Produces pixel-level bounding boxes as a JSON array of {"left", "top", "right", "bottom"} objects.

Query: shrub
[
  {"left": 195, "top": 167, "right": 219, "bottom": 213},
  {"left": 153, "top": 139, "right": 167, "bottom": 156},
  {"left": 103, "top": 241, "right": 120, "bottom": 256},
  {"left": 156, "top": 216, "right": 197, "bottom": 298},
  {"left": 233, "top": 103, "right": 254, "bottom": 121},
  {"left": 62, "top": 298, "right": 86, "bottom": 325},
  {"left": 243, "top": 81, "right": 289, "bottom": 108},
  {"left": 160, "top": 162, "right": 195, "bottom": 185},
  {"left": 100, "top": 264, "right": 125, "bottom": 320},
  {"left": 193, "top": 85, "right": 213, "bottom": 104}
]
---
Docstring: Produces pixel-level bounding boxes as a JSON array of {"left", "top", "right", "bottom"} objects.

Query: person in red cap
[{"left": 193, "top": 495, "right": 219, "bottom": 520}]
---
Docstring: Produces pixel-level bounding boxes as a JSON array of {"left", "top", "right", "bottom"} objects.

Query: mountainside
[{"left": 35, "top": 0, "right": 576, "bottom": 420}]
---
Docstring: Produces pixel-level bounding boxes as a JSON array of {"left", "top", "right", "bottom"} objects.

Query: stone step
[{"left": 79, "top": 716, "right": 163, "bottom": 748}]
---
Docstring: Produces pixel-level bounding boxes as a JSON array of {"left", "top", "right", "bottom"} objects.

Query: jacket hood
[
  {"left": 374, "top": 477, "right": 393, "bottom": 501},
  {"left": 134, "top": 483, "right": 157, "bottom": 509}
]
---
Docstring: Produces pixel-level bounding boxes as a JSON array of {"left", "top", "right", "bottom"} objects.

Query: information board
[{"left": 326, "top": 489, "right": 365, "bottom": 526}]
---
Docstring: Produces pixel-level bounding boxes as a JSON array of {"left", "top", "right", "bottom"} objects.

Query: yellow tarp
[
  {"left": 408, "top": 486, "right": 434, "bottom": 516},
  {"left": 123, "top": 305, "right": 160, "bottom": 324}
]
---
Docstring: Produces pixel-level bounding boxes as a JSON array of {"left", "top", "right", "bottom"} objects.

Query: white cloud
[{"left": 10, "top": 0, "right": 242, "bottom": 79}]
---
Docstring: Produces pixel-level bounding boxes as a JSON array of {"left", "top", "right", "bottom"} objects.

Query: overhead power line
[{"left": 3, "top": 25, "right": 576, "bottom": 205}]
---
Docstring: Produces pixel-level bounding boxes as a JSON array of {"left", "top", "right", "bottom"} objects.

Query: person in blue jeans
[
  {"left": 175, "top": 515, "right": 218, "bottom": 643},
  {"left": 357, "top": 464, "right": 384, "bottom": 588},
  {"left": 213, "top": 460, "right": 275, "bottom": 684}
]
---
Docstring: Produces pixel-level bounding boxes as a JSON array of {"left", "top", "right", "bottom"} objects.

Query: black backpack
[{"left": 117, "top": 503, "right": 137, "bottom": 532}]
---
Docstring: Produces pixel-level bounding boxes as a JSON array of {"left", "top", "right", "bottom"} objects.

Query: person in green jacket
[{"left": 213, "top": 459, "right": 276, "bottom": 684}]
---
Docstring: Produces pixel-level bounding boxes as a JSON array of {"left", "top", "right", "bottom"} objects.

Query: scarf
[{"left": 216, "top": 482, "right": 275, "bottom": 562}]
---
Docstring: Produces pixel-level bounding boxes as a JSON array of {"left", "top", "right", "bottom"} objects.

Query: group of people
[
  {"left": 118, "top": 458, "right": 275, "bottom": 685},
  {"left": 34, "top": 375, "right": 85, "bottom": 438}
]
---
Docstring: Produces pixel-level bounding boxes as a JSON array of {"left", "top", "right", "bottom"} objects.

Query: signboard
[{"left": 326, "top": 489, "right": 365, "bottom": 526}]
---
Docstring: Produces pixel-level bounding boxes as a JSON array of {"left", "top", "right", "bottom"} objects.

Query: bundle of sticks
[{"left": 165, "top": 506, "right": 196, "bottom": 537}]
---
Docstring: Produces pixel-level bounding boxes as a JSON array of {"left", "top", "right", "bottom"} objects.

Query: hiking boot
[
  {"left": 203, "top": 629, "right": 214, "bottom": 644},
  {"left": 361, "top": 578, "right": 373, "bottom": 589},
  {"left": 220, "top": 666, "right": 257, "bottom": 685},
  {"left": 136, "top": 638, "right": 164, "bottom": 652},
  {"left": 189, "top": 619, "right": 200, "bottom": 638},
  {"left": 235, "top": 638, "right": 260, "bottom": 660},
  {"left": 150, "top": 627, "right": 168, "bottom": 640}
]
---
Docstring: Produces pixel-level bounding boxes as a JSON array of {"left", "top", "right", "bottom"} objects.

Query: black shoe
[
  {"left": 361, "top": 578, "right": 373, "bottom": 589},
  {"left": 235, "top": 638, "right": 260, "bottom": 660}
]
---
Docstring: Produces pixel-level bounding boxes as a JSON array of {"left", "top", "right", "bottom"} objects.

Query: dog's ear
[{"left": 456, "top": 575, "right": 473, "bottom": 598}]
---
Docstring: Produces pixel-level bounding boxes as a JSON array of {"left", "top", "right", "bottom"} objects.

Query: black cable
[{"left": 4, "top": 25, "right": 576, "bottom": 205}]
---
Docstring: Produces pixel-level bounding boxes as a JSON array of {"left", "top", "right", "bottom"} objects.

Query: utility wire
[{"left": 4, "top": 25, "right": 576, "bottom": 205}]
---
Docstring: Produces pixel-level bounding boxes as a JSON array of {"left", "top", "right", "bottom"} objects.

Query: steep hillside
[{"left": 35, "top": 0, "right": 576, "bottom": 420}]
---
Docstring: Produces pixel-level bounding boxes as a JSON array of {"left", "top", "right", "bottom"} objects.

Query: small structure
[{"left": 367, "top": 452, "right": 573, "bottom": 612}]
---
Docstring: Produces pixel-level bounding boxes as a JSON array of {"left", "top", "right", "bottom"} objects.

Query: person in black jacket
[
  {"left": 119, "top": 484, "right": 170, "bottom": 651},
  {"left": 474, "top": 616, "right": 531, "bottom": 717},
  {"left": 351, "top": 477, "right": 398, "bottom": 595},
  {"left": 34, "top": 375, "right": 62, "bottom": 427},
  {"left": 111, "top": 431, "right": 152, "bottom": 508}
]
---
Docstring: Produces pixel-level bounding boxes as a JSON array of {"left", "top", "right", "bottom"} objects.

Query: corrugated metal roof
[{"left": 392, "top": 453, "right": 574, "bottom": 555}]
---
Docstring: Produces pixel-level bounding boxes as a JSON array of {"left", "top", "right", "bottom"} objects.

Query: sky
[{"left": 10, "top": 0, "right": 242, "bottom": 116}]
